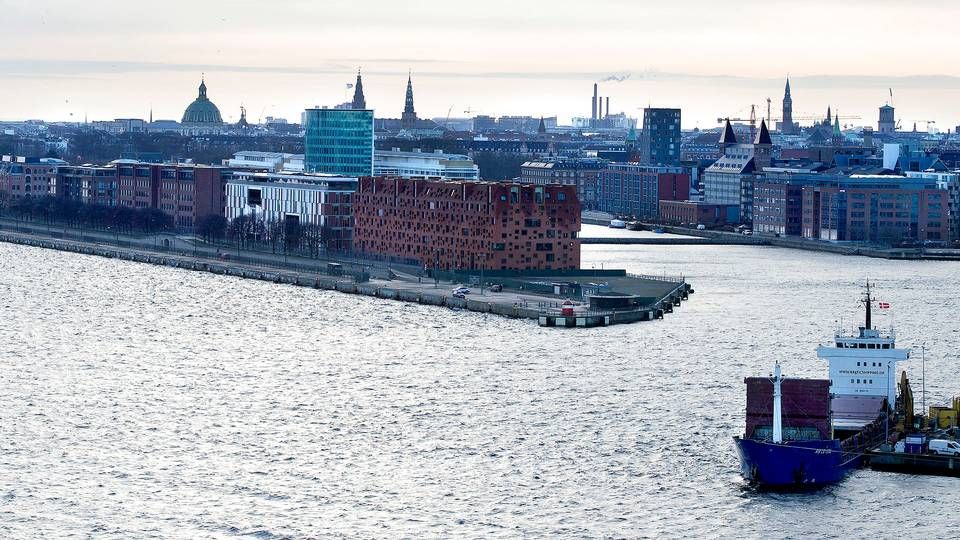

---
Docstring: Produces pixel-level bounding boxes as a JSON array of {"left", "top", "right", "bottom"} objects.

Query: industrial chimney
[{"left": 592, "top": 84, "right": 598, "bottom": 123}]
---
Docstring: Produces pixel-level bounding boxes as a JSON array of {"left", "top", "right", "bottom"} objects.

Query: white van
[{"left": 928, "top": 439, "right": 960, "bottom": 456}]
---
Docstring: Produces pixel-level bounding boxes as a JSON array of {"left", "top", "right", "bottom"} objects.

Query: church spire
[
  {"left": 784, "top": 77, "right": 791, "bottom": 97},
  {"left": 403, "top": 71, "right": 415, "bottom": 115},
  {"left": 351, "top": 68, "right": 366, "bottom": 109},
  {"left": 401, "top": 70, "right": 418, "bottom": 129}
]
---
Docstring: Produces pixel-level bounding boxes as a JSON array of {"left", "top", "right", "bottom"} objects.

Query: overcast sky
[{"left": 2, "top": 0, "right": 959, "bottom": 129}]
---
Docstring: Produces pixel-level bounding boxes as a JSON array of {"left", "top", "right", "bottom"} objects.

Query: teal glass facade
[{"left": 304, "top": 108, "right": 374, "bottom": 177}]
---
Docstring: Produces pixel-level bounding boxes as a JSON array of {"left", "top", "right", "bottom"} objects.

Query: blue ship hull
[{"left": 733, "top": 437, "right": 862, "bottom": 489}]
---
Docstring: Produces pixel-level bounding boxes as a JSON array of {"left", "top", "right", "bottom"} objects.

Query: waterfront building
[
  {"left": 640, "top": 108, "right": 681, "bottom": 166},
  {"left": 374, "top": 148, "right": 479, "bottom": 180},
  {"left": 802, "top": 176, "right": 948, "bottom": 243},
  {"left": 0, "top": 155, "right": 64, "bottom": 198},
  {"left": 56, "top": 164, "right": 118, "bottom": 207},
  {"left": 596, "top": 164, "right": 689, "bottom": 218},
  {"left": 181, "top": 78, "right": 224, "bottom": 135},
  {"left": 352, "top": 177, "right": 581, "bottom": 271},
  {"left": 658, "top": 200, "right": 738, "bottom": 227},
  {"left": 303, "top": 107, "right": 374, "bottom": 177},
  {"left": 519, "top": 157, "right": 607, "bottom": 210},
  {"left": 752, "top": 181, "right": 804, "bottom": 236},
  {"left": 703, "top": 120, "right": 773, "bottom": 223},
  {"left": 905, "top": 170, "right": 960, "bottom": 242},
  {"left": 225, "top": 171, "right": 356, "bottom": 251},
  {"left": 114, "top": 162, "right": 227, "bottom": 229}
]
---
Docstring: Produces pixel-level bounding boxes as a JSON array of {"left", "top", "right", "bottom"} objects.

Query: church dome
[{"left": 182, "top": 78, "right": 223, "bottom": 124}]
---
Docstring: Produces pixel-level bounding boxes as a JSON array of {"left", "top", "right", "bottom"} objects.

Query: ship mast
[
  {"left": 772, "top": 361, "right": 783, "bottom": 444},
  {"left": 864, "top": 280, "right": 872, "bottom": 331}
]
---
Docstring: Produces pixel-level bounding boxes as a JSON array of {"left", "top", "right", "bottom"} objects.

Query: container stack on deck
[{"left": 744, "top": 378, "right": 832, "bottom": 440}]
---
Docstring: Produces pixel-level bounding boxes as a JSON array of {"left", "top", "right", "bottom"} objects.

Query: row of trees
[
  {"left": 1, "top": 194, "right": 174, "bottom": 233},
  {"left": 225, "top": 215, "right": 335, "bottom": 258}
]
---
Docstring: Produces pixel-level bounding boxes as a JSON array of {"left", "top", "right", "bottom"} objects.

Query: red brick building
[
  {"left": 353, "top": 177, "right": 581, "bottom": 271},
  {"left": 115, "top": 162, "right": 226, "bottom": 228},
  {"left": 0, "top": 156, "right": 62, "bottom": 198}
]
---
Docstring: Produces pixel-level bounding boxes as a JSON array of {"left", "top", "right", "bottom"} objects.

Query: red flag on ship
[{"left": 878, "top": 302, "right": 890, "bottom": 309}]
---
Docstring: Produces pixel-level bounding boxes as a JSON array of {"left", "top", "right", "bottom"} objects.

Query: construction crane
[
  {"left": 717, "top": 108, "right": 862, "bottom": 135},
  {"left": 718, "top": 104, "right": 758, "bottom": 140}
]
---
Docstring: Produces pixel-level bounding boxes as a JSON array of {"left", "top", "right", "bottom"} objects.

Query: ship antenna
[{"left": 865, "top": 280, "right": 872, "bottom": 331}]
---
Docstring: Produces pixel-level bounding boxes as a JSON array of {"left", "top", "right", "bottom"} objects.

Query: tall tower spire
[
  {"left": 401, "top": 70, "right": 417, "bottom": 129},
  {"left": 782, "top": 77, "right": 794, "bottom": 134},
  {"left": 351, "top": 68, "right": 366, "bottom": 109}
]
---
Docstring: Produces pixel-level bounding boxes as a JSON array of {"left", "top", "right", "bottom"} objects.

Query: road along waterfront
[{"left": 1, "top": 234, "right": 959, "bottom": 537}]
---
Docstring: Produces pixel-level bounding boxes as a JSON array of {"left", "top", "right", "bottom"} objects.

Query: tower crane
[{"left": 718, "top": 104, "right": 758, "bottom": 140}]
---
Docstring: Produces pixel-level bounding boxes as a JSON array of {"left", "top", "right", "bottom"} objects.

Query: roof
[
  {"left": 719, "top": 120, "right": 737, "bottom": 145},
  {"left": 182, "top": 78, "right": 223, "bottom": 124},
  {"left": 754, "top": 120, "right": 772, "bottom": 145},
  {"left": 706, "top": 153, "right": 755, "bottom": 174},
  {"left": 233, "top": 151, "right": 290, "bottom": 159}
]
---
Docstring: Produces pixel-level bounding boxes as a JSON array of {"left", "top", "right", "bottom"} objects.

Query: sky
[{"left": 2, "top": 0, "right": 960, "bottom": 130}]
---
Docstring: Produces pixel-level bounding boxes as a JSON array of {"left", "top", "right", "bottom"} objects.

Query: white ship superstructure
[{"left": 816, "top": 283, "right": 910, "bottom": 433}]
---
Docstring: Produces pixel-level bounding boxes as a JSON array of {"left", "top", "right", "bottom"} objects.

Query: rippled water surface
[{"left": 2, "top": 229, "right": 959, "bottom": 538}]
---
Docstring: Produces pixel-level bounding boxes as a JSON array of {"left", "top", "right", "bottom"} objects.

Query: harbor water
[{"left": 2, "top": 226, "right": 959, "bottom": 538}]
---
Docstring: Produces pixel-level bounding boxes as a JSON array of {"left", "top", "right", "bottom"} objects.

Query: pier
[{"left": 0, "top": 226, "right": 692, "bottom": 328}]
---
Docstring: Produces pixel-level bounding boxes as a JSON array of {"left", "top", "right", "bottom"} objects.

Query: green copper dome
[{"left": 182, "top": 78, "right": 223, "bottom": 124}]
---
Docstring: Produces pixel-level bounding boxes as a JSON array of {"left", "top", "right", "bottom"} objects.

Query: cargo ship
[{"left": 733, "top": 283, "right": 910, "bottom": 489}]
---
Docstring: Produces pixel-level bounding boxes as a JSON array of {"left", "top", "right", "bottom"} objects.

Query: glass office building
[{"left": 303, "top": 108, "right": 374, "bottom": 177}]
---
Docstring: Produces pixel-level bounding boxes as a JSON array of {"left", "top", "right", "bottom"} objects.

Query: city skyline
[{"left": 3, "top": 0, "right": 960, "bottom": 128}]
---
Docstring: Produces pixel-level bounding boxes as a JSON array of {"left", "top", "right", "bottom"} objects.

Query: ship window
[
  {"left": 868, "top": 344, "right": 876, "bottom": 349},
  {"left": 857, "top": 379, "right": 861, "bottom": 384},
  {"left": 851, "top": 379, "right": 855, "bottom": 383},
  {"left": 857, "top": 362, "right": 861, "bottom": 366}
]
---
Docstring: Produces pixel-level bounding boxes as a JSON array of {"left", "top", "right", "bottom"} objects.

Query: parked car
[
  {"left": 928, "top": 439, "right": 960, "bottom": 456},
  {"left": 489, "top": 284, "right": 503, "bottom": 292},
  {"left": 741, "top": 229, "right": 753, "bottom": 236},
  {"left": 452, "top": 291, "right": 466, "bottom": 299},
  {"left": 452, "top": 286, "right": 471, "bottom": 295},
  {"left": 696, "top": 224, "right": 706, "bottom": 231}
]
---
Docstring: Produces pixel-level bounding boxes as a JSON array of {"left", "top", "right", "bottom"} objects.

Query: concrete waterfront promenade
[
  {"left": 581, "top": 218, "right": 960, "bottom": 260},
  {"left": 0, "top": 221, "right": 690, "bottom": 328}
]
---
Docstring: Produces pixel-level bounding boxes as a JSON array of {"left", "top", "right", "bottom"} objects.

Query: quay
[
  {"left": 868, "top": 449, "right": 960, "bottom": 477},
  {"left": 581, "top": 217, "right": 960, "bottom": 260},
  {"left": 0, "top": 225, "right": 692, "bottom": 328},
  {"left": 580, "top": 236, "right": 761, "bottom": 246}
]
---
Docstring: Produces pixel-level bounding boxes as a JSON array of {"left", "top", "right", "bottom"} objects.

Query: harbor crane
[{"left": 719, "top": 106, "right": 861, "bottom": 138}]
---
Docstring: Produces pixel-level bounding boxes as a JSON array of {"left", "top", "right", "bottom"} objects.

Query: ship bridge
[{"left": 818, "top": 283, "right": 910, "bottom": 422}]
